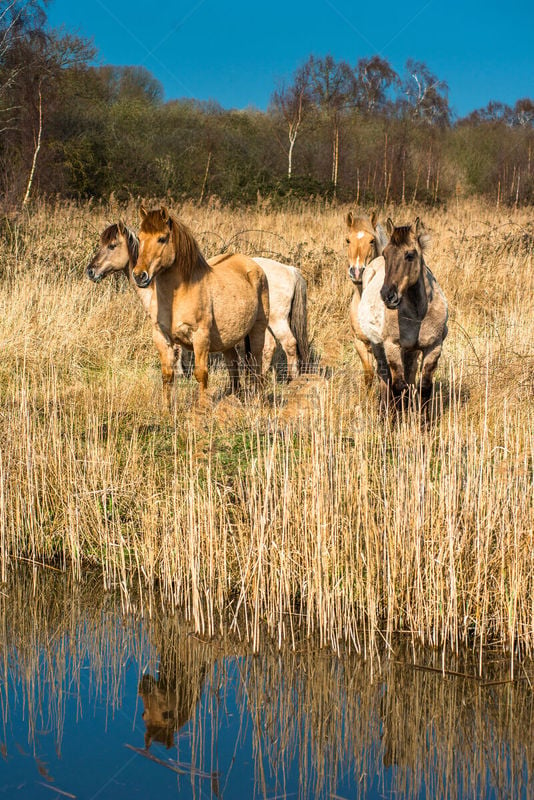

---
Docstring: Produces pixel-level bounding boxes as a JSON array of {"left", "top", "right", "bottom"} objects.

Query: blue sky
[{"left": 47, "top": 0, "right": 533, "bottom": 118}]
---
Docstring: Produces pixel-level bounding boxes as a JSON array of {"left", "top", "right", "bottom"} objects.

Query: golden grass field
[{"left": 0, "top": 196, "right": 532, "bottom": 663}]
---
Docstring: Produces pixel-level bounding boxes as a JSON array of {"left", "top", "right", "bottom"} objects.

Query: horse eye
[
  {"left": 108, "top": 243, "right": 117, "bottom": 250},
  {"left": 158, "top": 235, "right": 168, "bottom": 244},
  {"left": 345, "top": 238, "right": 350, "bottom": 244},
  {"left": 405, "top": 250, "right": 416, "bottom": 261}
]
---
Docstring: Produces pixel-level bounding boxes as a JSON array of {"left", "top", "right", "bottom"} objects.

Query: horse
[
  {"left": 132, "top": 206, "right": 270, "bottom": 405},
  {"left": 86, "top": 224, "right": 308, "bottom": 403},
  {"left": 86, "top": 221, "right": 187, "bottom": 408},
  {"left": 357, "top": 217, "right": 448, "bottom": 408},
  {"left": 345, "top": 210, "right": 388, "bottom": 386},
  {"left": 138, "top": 629, "right": 209, "bottom": 750}
]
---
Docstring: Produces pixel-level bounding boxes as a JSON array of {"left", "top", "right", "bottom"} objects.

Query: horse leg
[
  {"left": 355, "top": 338, "right": 375, "bottom": 388},
  {"left": 191, "top": 332, "right": 210, "bottom": 406},
  {"left": 246, "top": 321, "right": 268, "bottom": 393},
  {"left": 269, "top": 319, "right": 298, "bottom": 380},
  {"left": 222, "top": 347, "right": 241, "bottom": 395},
  {"left": 383, "top": 340, "right": 408, "bottom": 408},
  {"left": 420, "top": 342, "right": 443, "bottom": 407},
  {"left": 180, "top": 347, "right": 194, "bottom": 378},
  {"left": 262, "top": 328, "right": 277, "bottom": 377},
  {"left": 402, "top": 349, "right": 420, "bottom": 407},
  {"left": 152, "top": 326, "right": 177, "bottom": 411},
  {"left": 402, "top": 350, "right": 419, "bottom": 385},
  {"left": 246, "top": 276, "right": 269, "bottom": 393},
  {"left": 371, "top": 344, "right": 391, "bottom": 411}
]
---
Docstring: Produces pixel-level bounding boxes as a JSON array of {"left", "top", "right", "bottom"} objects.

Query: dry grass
[{"left": 0, "top": 196, "right": 533, "bottom": 661}]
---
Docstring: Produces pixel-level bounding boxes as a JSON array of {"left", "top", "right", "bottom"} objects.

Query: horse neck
[
  {"left": 172, "top": 245, "right": 209, "bottom": 285},
  {"left": 404, "top": 257, "right": 429, "bottom": 317},
  {"left": 353, "top": 282, "right": 364, "bottom": 299}
]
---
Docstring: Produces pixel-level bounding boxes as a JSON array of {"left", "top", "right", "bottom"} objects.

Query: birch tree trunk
[{"left": 22, "top": 87, "right": 42, "bottom": 207}]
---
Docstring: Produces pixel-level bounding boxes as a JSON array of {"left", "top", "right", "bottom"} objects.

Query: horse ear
[
  {"left": 118, "top": 219, "right": 126, "bottom": 234},
  {"left": 416, "top": 221, "right": 431, "bottom": 252},
  {"left": 386, "top": 217, "right": 395, "bottom": 237},
  {"left": 370, "top": 208, "right": 378, "bottom": 229},
  {"left": 139, "top": 205, "right": 148, "bottom": 219},
  {"left": 346, "top": 211, "right": 353, "bottom": 228},
  {"left": 160, "top": 206, "right": 173, "bottom": 229}
]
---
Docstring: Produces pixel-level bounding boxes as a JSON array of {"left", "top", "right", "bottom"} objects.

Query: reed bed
[{"left": 0, "top": 197, "right": 532, "bottom": 661}]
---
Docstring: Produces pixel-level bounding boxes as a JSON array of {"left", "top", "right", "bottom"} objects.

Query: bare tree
[
  {"left": 305, "top": 54, "right": 356, "bottom": 189},
  {"left": 271, "top": 64, "right": 311, "bottom": 180},
  {"left": 356, "top": 55, "right": 398, "bottom": 114},
  {"left": 401, "top": 59, "right": 450, "bottom": 126},
  {"left": 510, "top": 98, "right": 534, "bottom": 127}
]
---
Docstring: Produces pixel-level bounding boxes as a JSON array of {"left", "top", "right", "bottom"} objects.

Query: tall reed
[{"left": 0, "top": 198, "right": 532, "bottom": 660}]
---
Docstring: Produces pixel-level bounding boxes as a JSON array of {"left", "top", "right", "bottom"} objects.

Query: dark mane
[
  {"left": 390, "top": 226, "right": 414, "bottom": 246},
  {"left": 140, "top": 210, "right": 208, "bottom": 282}
]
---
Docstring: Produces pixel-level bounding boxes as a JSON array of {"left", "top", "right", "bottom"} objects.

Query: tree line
[{"left": 1, "top": 0, "right": 533, "bottom": 208}]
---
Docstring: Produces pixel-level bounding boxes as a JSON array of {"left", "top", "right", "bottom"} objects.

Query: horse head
[
  {"left": 133, "top": 205, "right": 177, "bottom": 288},
  {"left": 138, "top": 673, "right": 178, "bottom": 749},
  {"left": 86, "top": 221, "right": 135, "bottom": 283},
  {"left": 345, "top": 210, "right": 383, "bottom": 284},
  {"left": 381, "top": 218, "right": 430, "bottom": 309}
]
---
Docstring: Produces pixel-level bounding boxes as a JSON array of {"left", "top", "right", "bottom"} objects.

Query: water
[{"left": 1, "top": 569, "right": 532, "bottom": 799}]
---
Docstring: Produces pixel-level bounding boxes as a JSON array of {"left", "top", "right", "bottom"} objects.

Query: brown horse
[
  {"left": 345, "top": 210, "right": 387, "bottom": 386},
  {"left": 357, "top": 217, "right": 448, "bottom": 407},
  {"left": 132, "top": 206, "right": 270, "bottom": 405}
]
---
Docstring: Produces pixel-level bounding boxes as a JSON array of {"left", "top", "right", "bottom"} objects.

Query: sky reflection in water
[{"left": 1, "top": 569, "right": 532, "bottom": 799}]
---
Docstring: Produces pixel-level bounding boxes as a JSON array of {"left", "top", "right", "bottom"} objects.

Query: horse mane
[
  {"left": 390, "top": 226, "right": 413, "bottom": 246},
  {"left": 389, "top": 223, "right": 431, "bottom": 253},
  {"left": 140, "top": 210, "right": 208, "bottom": 282}
]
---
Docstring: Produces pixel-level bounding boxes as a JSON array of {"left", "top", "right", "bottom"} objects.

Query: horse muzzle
[
  {"left": 134, "top": 270, "right": 152, "bottom": 288},
  {"left": 86, "top": 266, "right": 103, "bottom": 283},
  {"left": 381, "top": 285, "right": 401, "bottom": 309},
  {"left": 348, "top": 265, "right": 363, "bottom": 285}
]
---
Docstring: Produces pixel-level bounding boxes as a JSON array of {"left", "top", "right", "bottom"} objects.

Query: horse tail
[
  {"left": 289, "top": 270, "right": 309, "bottom": 373},
  {"left": 244, "top": 334, "right": 251, "bottom": 356}
]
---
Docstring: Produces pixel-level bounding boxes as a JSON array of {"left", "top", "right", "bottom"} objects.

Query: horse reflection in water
[{"left": 138, "top": 633, "right": 209, "bottom": 750}]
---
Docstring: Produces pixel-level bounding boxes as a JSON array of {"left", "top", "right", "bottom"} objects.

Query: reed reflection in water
[{"left": 0, "top": 568, "right": 532, "bottom": 799}]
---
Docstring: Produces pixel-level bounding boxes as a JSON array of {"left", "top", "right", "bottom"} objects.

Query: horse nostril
[
  {"left": 86, "top": 267, "right": 95, "bottom": 280},
  {"left": 381, "top": 285, "right": 399, "bottom": 306},
  {"left": 135, "top": 270, "right": 149, "bottom": 286}
]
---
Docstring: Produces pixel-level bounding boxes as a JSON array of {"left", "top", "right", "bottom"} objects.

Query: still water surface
[{"left": 1, "top": 569, "right": 532, "bottom": 799}]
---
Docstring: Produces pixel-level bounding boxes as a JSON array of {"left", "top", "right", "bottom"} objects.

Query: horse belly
[{"left": 210, "top": 290, "right": 258, "bottom": 351}]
